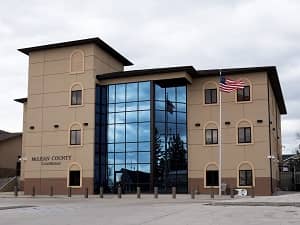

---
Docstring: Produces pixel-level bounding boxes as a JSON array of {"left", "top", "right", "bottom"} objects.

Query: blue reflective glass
[
  {"left": 126, "top": 83, "right": 138, "bottom": 102},
  {"left": 167, "top": 123, "right": 176, "bottom": 135},
  {"left": 167, "top": 111, "right": 176, "bottom": 123},
  {"left": 139, "top": 82, "right": 150, "bottom": 101},
  {"left": 155, "top": 110, "right": 165, "bottom": 122},
  {"left": 166, "top": 87, "right": 176, "bottom": 102},
  {"left": 177, "top": 112, "right": 187, "bottom": 124},
  {"left": 115, "top": 164, "right": 126, "bottom": 171},
  {"left": 155, "top": 122, "right": 165, "bottom": 135},
  {"left": 177, "top": 124, "right": 187, "bottom": 143},
  {"left": 176, "top": 103, "right": 186, "bottom": 112},
  {"left": 115, "top": 153, "right": 125, "bottom": 164},
  {"left": 139, "top": 101, "right": 151, "bottom": 110},
  {"left": 176, "top": 86, "right": 186, "bottom": 103},
  {"left": 139, "top": 110, "right": 150, "bottom": 122},
  {"left": 108, "top": 143, "right": 114, "bottom": 152},
  {"left": 126, "top": 152, "right": 137, "bottom": 164},
  {"left": 138, "top": 152, "right": 150, "bottom": 163},
  {"left": 115, "top": 84, "right": 125, "bottom": 102},
  {"left": 155, "top": 85, "right": 165, "bottom": 101},
  {"left": 126, "top": 102, "right": 138, "bottom": 111},
  {"left": 115, "top": 112, "right": 125, "bottom": 124},
  {"left": 126, "top": 163, "right": 138, "bottom": 171},
  {"left": 107, "top": 165, "right": 114, "bottom": 185},
  {"left": 108, "top": 113, "right": 114, "bottom": 124},
  {"left": 126, "top": 142, "right": 137, "bottom": 152},
  {"left": 138, "top": 142, "right": 150, "bottom": 152},
  {"left": 126, "top": 111, "right": 138, "bottom": 123},
  {"left": 115, "top": 143, "right": 125, "bottom": 152},
  {"left": 108, "top": 104, "right": 115, "bottom": 113},
  {"left": 115, "top": 103, "right": 125, "bottom": 112},
  {"left": 155, "top": 101, "right": 165, "bottom": 111},
  {"left": 115, "top": 124, "right": 125, "bottom": 142},
  {"left": 138, "top": 122, "right": 150, "bottom": 142},
  {"left": 108, "top": 85, "right": 115, "bottom": 103},
  {"left": 108, "top": 125, "right": 115, "bottom": 143},
  {"left": 138, "top": 164, "right": 150, "bottom": 173},
  {"left": 126, "top": 123, "right": 138, "bottom": 142},
  {"left": 108, "top": 153, "right": 114, "bottom": 164}
]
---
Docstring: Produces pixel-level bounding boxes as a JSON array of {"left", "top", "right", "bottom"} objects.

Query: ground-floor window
[
  {"left": 239, "top": 170, "right": 253, "bottom": 186},
  {"left": 69, "top": 170, "right": 81, "bottom": 186},
  {"left": 206, "top": 170, "right": 219, "bottom": 186}
]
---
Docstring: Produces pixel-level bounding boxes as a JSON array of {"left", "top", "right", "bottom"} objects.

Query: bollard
[
  {"left": 154, "top": 187, "right": 158, "bottom": 199},
  {"left": 137, "top": 187, "right": 141, "bottom": 199},
  {"left": 99, "top": 186, "right": 104, "bottom": 198},
  {"left": 84, "top": 188, "right": 89, "bottom": 198},
  {"left": 32, "top": 186, "right": 35, "bottom": 197},
  {"left": 251, "top": 187, "right": 255, "bottom": 198},
  {"left": 14, "top": 186, "right": 18, "bottom": 197},
  {"left": 210, "top": 189, "right": 214, "bottom": 199},
  {"left": 117, "top": 185, "right": 122, "bottom": 199},
  {"left": 230, "top": 188, "right": 234, "bottom": 198},
  {"left": 191, "top": 189, "right": 195, "bottom": 199},
  {"left": 68, "top": 187, "right": 72, "bottom": 198},
  {"left": 50, "top": 186, "right": 54, "bottom": 197},
  {"left": 172, "top": 187, "right": 176, "bottom": 199}
]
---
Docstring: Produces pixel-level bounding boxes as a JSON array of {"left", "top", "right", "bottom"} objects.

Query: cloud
[{"left": 0, "top": 0, "right": 299, "bottom": 153}]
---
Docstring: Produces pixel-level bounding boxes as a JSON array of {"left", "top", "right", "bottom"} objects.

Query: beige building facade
[{"left": 15, "top": 38, "right": 286, "bottom": 195}]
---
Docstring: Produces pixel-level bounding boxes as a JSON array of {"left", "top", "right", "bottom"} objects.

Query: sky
[{"left": 0, "top": 0, "right": 299, "bottom": 154}]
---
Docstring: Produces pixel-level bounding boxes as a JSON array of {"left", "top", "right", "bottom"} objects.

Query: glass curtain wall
[
  {"left": 95, "top": 81, "right": 187, "bottom": 193},
  {"left": 153, "top": 84, "right": 188, "bottom": 193}
]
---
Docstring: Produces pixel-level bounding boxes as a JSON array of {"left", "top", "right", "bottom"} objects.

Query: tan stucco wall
[
  {"left": 187, "top": 72, "right": 279, "bottom": 191},
  {"left": 22, "top": 43, "right": 124, "bottom": 193}
]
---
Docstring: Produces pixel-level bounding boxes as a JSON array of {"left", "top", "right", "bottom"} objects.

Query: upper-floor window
[
  {"left": 237, "top": 85, "right": 250, "bottom": 102},
  {"left": 71, "top": 90, "right": 82, "bottom": 105},
  {"left": 205, "top": 129, "right": 218, "bottom": 145},
  {"left": 69, "top": 123, "right": 82, "bottom": 146},
  {"left": 70, "top": 83, "right": 83, "bottom": 106},
  {"left": 238, "top": 127, "right": 251, "bottom": 143},
  {"left": 205, "top": 89, "right": 217, "bottom": 104}
]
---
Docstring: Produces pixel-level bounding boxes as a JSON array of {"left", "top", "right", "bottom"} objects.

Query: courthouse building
[{"left": 15, "top": 37, "right": 286, "bottom": 195}]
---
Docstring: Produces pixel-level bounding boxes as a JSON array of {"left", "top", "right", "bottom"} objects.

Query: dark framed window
[
  {"left": 239, "top": 170, "right": 253, "bottom": 186},
  {"left": 205, "top": 89, "right": 217, "bottom": 104},
  {"left": 71, "top": 90, "right": 82, "bottom": 105},
  {"left": 205, "top": 129, "right": 218, "bottom": 144},
  {"left": 238, "top": 127, "right": 251, "bottom": 143},
  {"left": 70, "top": 130, "right": 81, "bottom": 145},
  {"left": 69, "top": 170, "right": 80, "bottom": 186},
  {"left": 237, "top": 85, "right": 250, "bottom": 102},
  {"left": 206, "top": 170, "right": 219, "bottom": 186}
]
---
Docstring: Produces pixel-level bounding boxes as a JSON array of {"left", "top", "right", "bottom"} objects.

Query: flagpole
[{"left": 219, "top": 70, "right": 222, "bottom": 196}]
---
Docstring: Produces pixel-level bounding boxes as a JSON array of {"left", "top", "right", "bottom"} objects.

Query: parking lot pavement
[{"left": 0, "top": 193, "right": 299, "bottom": 225}]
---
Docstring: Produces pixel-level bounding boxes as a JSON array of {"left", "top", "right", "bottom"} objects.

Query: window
[
  {"left": 238, "top": 127, "right": 251, "bottom": 143},
  {"left": 70, "top": 129, "right": 81, "bottom": 145},
  {"left": 237, "top": 85, "right": 250, "bottom": 102},
  {"left": 71, "top": 90, "right": 82, "bottom": 105},
  {"left": 205, "top": 89, "right": 217, "bottom": 104},
  {"left": 69, "top": 170, "right": 80, "bottom": 186},
  {"left": 239, "top": 170, "right": 253, "bottom": 186},
  {"left": 206, "top": 170, "right": 219, "bottom": 186},
  {"left": 205, "top": 129, "right": 218, "bottom": 144}
]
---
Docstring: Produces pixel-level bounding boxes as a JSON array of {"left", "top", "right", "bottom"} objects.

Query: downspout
[{"left": 267, "top": 80, "right": 273, "bottom": 195}]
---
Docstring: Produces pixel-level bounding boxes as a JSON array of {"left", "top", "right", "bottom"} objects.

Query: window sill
[
  {"left": 70, "top": 71, "right": 85, "bottom": 75},
  {"left": 204, "top": 186, "right": 219, "bottom": 189},
  {"left": 69, "top": 104, "right": 84, "bottom": 108},
  {"left": 203, "top": 144, "right": 219, "bottom": 147},
  {"left": 202, "top": 103, "right": 219, "bottom": 106},
  {"left": 236, "top": 142, "right": 253, "bottom": 146},
  {"left": 68, "top": 144, "right": 83, "bottom": 148},
  {"left": 237, "top": 185, "right": 254, "bottom": 188},
  {"left": 67, "top": 185, "right": 82, "bottom": 188},
  {"left": 235, "top": 100, "right": 252, "bottom": 104}
]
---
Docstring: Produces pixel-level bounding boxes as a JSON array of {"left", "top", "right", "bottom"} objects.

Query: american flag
[{"left": 219, "top": 75, "right": 245, "bottom": 93}]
